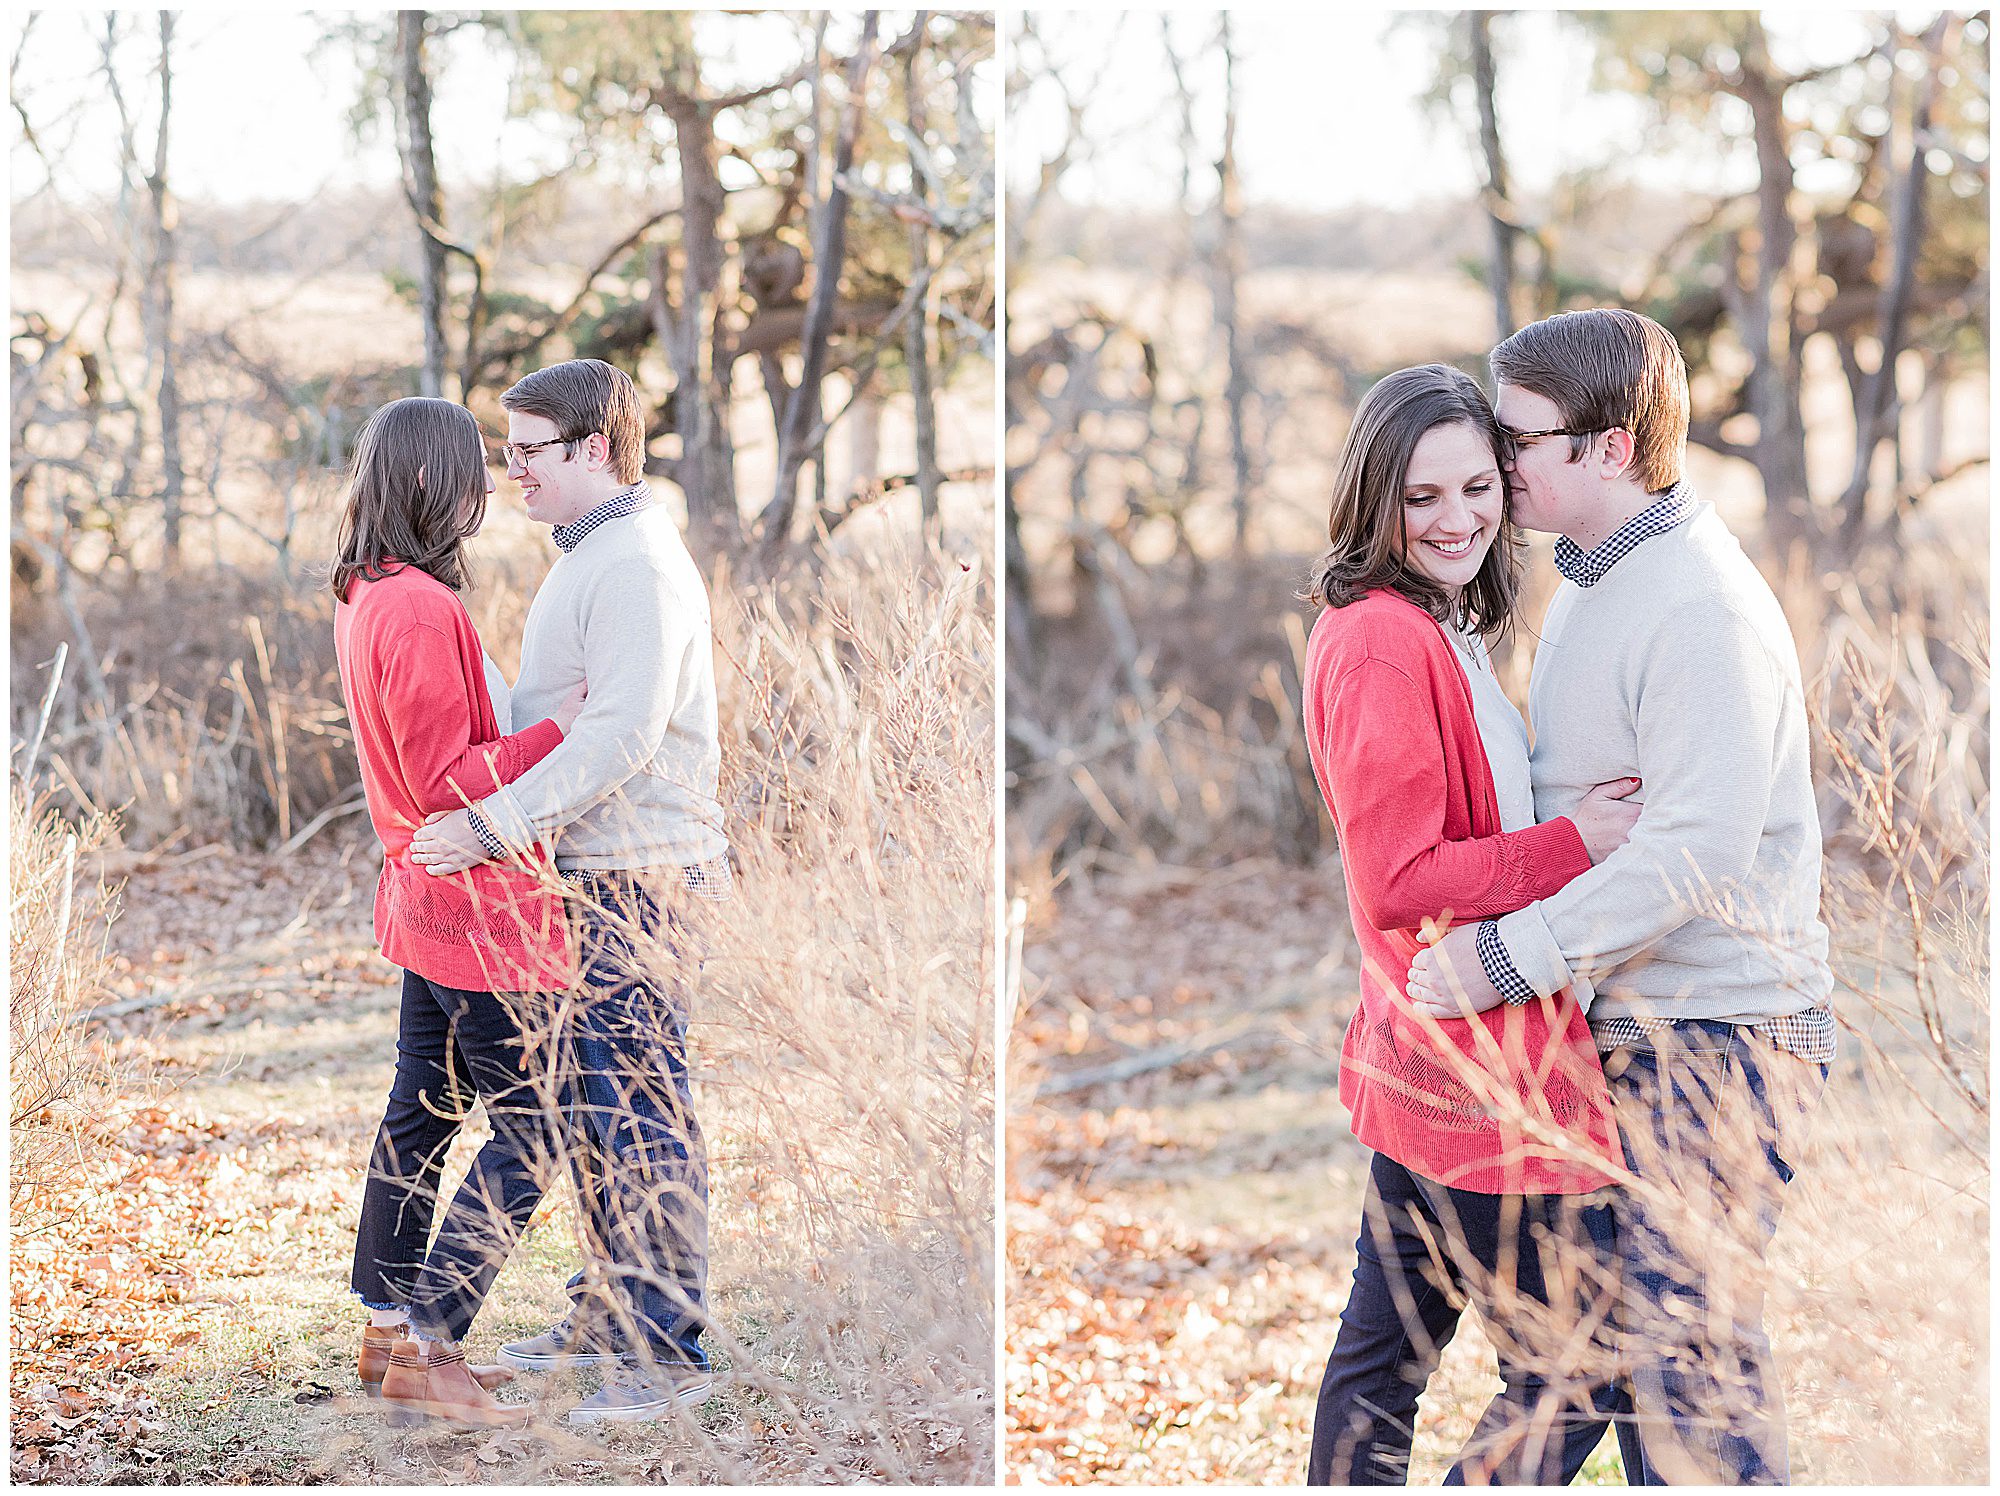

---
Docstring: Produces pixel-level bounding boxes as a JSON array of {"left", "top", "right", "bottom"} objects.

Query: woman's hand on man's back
[
  {"left": 552, "top": 679, "right": 587, "bottom": 733},
  {"left": 1568, "top": 777, "right": 1643, "bottom": 863}
]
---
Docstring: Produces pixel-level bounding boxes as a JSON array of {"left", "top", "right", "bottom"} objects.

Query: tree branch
[{"left": 479, "top": 202, "right": 684, "bottom": 368}]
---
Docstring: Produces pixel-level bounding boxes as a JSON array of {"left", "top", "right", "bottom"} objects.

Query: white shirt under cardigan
[
  {"left": 478, "top": 501, "right": 728, "bottom": 871},
  {"left": 1490, "top": 501, "right": 1834, "bottom": 1026},
  {"left": 1449, "top": 625, "right": 1537, "bottom": 834}
]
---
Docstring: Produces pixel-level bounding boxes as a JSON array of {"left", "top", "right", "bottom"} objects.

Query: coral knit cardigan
[
  {"left": 1303, "top": 589, "right": 1620, "bottom": 1194},
  {"left": 334, "top": 564, "right": 573, "bottom": 994}
]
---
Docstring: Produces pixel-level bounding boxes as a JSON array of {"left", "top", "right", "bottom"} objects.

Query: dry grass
[
  {"left": 1005, "top": 863, "right": 1985, "bottom": 1484},
  {"left": 8, "top": 784, "right": 121, "bottom": 1220},
  {"left": 10, "top": 523, "right": 996, "bottom": 1483}
]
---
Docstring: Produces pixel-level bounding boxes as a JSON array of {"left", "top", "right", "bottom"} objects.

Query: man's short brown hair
[
  {"left": 1490, "top": 308, "right": 1689, "bottom": 492},
  {"left": 500, "top": 358, "right": 646, "bottom": 484}
]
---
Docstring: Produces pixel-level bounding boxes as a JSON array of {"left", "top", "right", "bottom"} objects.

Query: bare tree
[
  {"left": 394, "top": 11, "right": 452, "bottom": 398},
  {"left": 1578, "top": 13, "right": 1985, "bottom": 564},
  {"left": 765, "top": 13, "right": 880, "bottom": 556},
  {"left": 903, "top": 14, "right": 943, "bottom": 530},
  {"left": 102, "top": 12, "right": 187, "bottom": 568},
  {"left": 644, "top": 41, "right": 813, "bottom": 553},
  {"left": 1213, "top": 14, "right": 1253, "bottom": 553},
  {"left": 144, "top": 12, "right": 185, "bottom": 566},
  {"left": 1468, "top": 11, "right": 1517, "bottom": 343},
  {"left": 1836, "top": 13, "right": 1957, "bottom": 555}
]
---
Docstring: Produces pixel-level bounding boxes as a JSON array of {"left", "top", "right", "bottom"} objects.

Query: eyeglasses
[
  {"left": 1499, "top": 424, "right": 1620, "bottom": 445},
  {"left": 501, "top": 436, "right": 580, "bottom": 466}
]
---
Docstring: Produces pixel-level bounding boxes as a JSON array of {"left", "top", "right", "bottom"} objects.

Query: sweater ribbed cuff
[
  {"left": 1504, "top": 815, "right": 1594, "bottom": 905},
  {"left": 1493, "top": 904, "right": 1591, "bottom": 1010},
  {"left": 476, "top": 785, "right": 537, "bottom": 856}
]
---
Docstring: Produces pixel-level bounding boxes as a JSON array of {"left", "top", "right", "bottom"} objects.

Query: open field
[
  {"left": 1008, "top": 265, "right": 1989, "bottom": 566},
  {"left": 12, "top": 266, "right": 995, "bottom": 583}
]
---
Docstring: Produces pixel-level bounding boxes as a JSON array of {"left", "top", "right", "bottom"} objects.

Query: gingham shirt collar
[
  {"left": 551, "top": 482, "right": 651, "bottom": 554},
  {"left": 1552, "top": 480, "right": 1699, "bottom": 588}
]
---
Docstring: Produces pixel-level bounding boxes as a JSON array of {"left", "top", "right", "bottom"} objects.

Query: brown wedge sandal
[
  {"left": 359, "top": 1324, "right": 516, "bottom": 1399},
  {"left": 380, "top": 1339, "right": 533, "bottom": 1429}
]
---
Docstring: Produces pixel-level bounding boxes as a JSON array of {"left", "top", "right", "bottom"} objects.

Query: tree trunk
[
  {"left": 846, "top": 384, "right": 882, "bottom": 502},
  {"left": 1214, "top": 14, "right": 1252, "bottom": 552},
  {"left": 905, "top": 232, "right": 940, "bottom": 528},
  {"left": 395, "top": 12, "right": 450, "bottom": 399},
  {"left": 661, "top": 97, "right": 741, "bottom": 553},
  {"left": 764, "top": 13, "right": 879, "bottom": 557},
  {"left": 1837, "top": 15, "right": 1951, "bottom": 555},
  {"left": 1161, "top": 20, "right": 1204, "bottom": 512},
  {"left": 1469, "top": 12, "right": 1517, "bottom": 343},
  {"left": 903, "top": 23, "right": 941, "bottom": 528},
  {"left": 1003, "top": 479, "right": 1036, "bottom": 682},
  {"left": 143, "top": 11, "right": 183, "bottom": 568},
  {"left": 1729, "top": 30, "right": 1814, "bottom": 556}
]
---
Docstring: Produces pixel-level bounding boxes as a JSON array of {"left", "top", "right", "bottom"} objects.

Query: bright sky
[
  {"left": 6, "top": 8, "right": 1925, "bottom": 213},
  {"left": 1008, "top": 10, "right": 1896, "bottom": 211},
  {"left": 8, "top": 8, "right": 871, "bottom": 208}
]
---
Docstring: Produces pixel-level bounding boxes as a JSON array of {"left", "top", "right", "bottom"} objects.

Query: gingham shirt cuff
[
  {"left": 465, "top": 804, "right": 509, "bottom": 863},
  {"left": 477, "top": 784, "right": 536, "bottom": 853},
  {"left": 1476, "top": 919, "right": 1538, "bottom": 1006}
]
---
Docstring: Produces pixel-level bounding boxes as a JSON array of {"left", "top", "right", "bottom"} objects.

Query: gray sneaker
[
  {"left": 496, "top": 1314, "right": 632, "bottom": 1372},
  {"left": 567, "top": 1365, "right": 715, "bottom": 1425}
]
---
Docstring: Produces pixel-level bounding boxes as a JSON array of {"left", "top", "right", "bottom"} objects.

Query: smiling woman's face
[{"left": 1397, "top": 421, "right": 1504, "bottom": 596}]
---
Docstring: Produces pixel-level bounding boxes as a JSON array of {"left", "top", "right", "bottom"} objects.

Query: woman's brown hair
[
  {"left": 330, "top": 397, "right": 488, "bottom": 603},
  {"left": 1300, "top": 363, "right": 1521, "bottom": 638}
]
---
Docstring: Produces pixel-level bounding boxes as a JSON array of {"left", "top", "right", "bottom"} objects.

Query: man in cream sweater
[
  {"left": 411, "top": 358, "right": 728, "bottom": 1424},
  {"left": 1407, "top": 310, "right": 1833, "bottom": 1483}
]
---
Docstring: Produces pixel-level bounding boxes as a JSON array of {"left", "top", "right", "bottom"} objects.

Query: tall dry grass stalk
[
  {"left": 11, "top": 569, "right": 353, "bottom": 850},
  {"left": 8, "top": 782, "right": 119, "bottom": 1225},
  {"left": 674, "top": 539, "right": 996, "bottom": 1477},
  {"left": 405, "top": 538, "right": 996, "bottom": 1478}
]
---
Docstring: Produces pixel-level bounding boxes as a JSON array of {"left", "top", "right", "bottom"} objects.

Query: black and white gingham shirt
[
  {"left": 1550, "top": 479, "right": 1699, "bottom": 587},
  {"left": 1475, "top": 483, "right": 1836, "bottom": 1063},
  {"left": 551, "top": 482, "right": 651, "bottom": 554},
  {"left": 561, "top": 859, "right": 735, "bottom": 903}
]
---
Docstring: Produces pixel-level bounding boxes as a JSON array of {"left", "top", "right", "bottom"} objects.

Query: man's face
[
  {"left": 504, "top": 410, "right": 607, "bottom": 527},
  {"left": 1494, "top": 383, "right": 1594, "bottom": 537}
]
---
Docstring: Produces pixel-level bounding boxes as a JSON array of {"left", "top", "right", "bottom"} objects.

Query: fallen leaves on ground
[
  {"left": 11, "top": 846, "right": 374, "bottom": 1484},
  {"left": 11, "top": 1105, "right": 232, "bottom": 1482}
]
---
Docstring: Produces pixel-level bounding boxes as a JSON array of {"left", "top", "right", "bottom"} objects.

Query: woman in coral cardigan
[
  {"left": 331, "top": 397, "right": 583, "bottom": 1429},
  {"left": 1300, "top": 366, "right": 1641, "bottom": 1484}
]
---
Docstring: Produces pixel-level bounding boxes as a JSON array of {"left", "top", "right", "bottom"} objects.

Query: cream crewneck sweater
[
  {"left": 1493, "top": 502, "right": 1833, "bottom": 1023},
  {"left": 479, "top": 505, "right": 727, "bottom": 870}
]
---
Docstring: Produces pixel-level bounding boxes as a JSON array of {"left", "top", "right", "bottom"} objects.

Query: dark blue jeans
[
  {"left": 1601, "top": 1020, "right": 1828, "bottom": 1485},
  {"left": 559, "top": 871, "right": 711, "bottom": 1372},
  {"left": 1308, "top": 1151, "right": 1625, "bottom": 1484},
  {"left": 351, "top": 970, "right": 562, "bottom": 1343}
]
